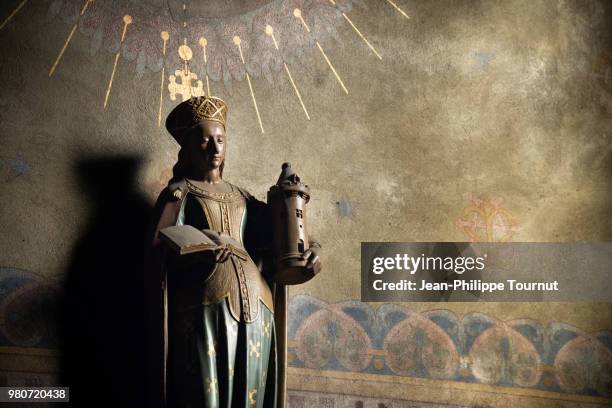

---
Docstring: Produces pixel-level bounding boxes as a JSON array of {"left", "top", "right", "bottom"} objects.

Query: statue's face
[{"left": 191, "top": 120, "right": 226, "bottom": 170}]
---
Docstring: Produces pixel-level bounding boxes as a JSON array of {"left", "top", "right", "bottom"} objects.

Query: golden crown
[{"left": 188, "top": 96, "right": 228, "bottom": 126}]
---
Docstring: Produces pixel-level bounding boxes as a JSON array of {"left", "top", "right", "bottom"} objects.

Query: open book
[{"left": 159, "top": 225, "right": 248, "bottom": 260}]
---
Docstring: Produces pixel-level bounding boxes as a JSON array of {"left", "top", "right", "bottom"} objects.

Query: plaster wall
[{"left": 0, "top": 0, "right": 611, "bottom": 406}]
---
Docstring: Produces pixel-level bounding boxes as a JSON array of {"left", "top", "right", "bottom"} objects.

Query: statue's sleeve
[
  {"left": 151, "top": 189, "right": 183, "bottom": 249},
  {"left": 145, "top": 187, "right": 182, "bottom": 407}
]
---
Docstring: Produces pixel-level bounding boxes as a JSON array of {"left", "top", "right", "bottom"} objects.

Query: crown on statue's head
[
  {"left": 166, "top": 95, "right": 229, "bottom": 145},
  {"left": 188, "top": 96, "right": 228, "bottom": 127}
]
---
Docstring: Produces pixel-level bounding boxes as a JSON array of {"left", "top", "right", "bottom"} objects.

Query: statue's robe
[{"left": 147, "top": 179, "right": 291, "bottom": 408}]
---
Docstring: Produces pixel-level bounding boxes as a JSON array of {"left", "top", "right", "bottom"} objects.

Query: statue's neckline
[{"left": 185, "top": 179, "right": 240, "bottom": 200}]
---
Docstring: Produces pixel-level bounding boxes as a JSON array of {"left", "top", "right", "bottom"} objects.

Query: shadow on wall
[{"left": 59, "top": 155, "right": 157, "bottom": 406}]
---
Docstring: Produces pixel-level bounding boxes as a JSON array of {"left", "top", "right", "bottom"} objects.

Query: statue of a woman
[{"left": 149, "top": 96, "right": 321, "bottom": 408}]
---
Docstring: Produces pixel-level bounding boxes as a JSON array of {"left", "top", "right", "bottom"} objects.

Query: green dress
[{"left": 165, "top": 180, "right": 277, "bottom": 408}]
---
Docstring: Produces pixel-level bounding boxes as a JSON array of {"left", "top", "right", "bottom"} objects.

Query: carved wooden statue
[{"left": 150, "top": 96, "right": 322, "bottom": 408}]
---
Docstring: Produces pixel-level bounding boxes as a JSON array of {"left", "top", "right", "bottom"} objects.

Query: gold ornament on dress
[
  {"left": 187, "top": 96, "right": 228, "bottom": 127},
  {"left": 185, "top": 179, "right": 240, "bottom": 201}
]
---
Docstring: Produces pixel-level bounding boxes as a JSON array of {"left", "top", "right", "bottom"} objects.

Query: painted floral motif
[
  {"left": 288, "top": 295, "right": 612, "bottom": 398},
  {"left": 331, "top": 307, "right": 371, "bottom": 371},
  {"left": 294, "top": 303, "right": 372, "bottom": 371},
  {"left": 469, "top": 324, "right": 541, "bottom": 387},
  {"left": 383, "top": 311, "right": 458, "bottom": 379},
  {"left": 2, "top": 269, "right": 611, "bottom": 399},
  {"left": 555, "top": 332, "right": 612, "bottom": 397},
  {"left": 294, "top": 308, "right": 335, "bottom": 368},
  {"left": 456, "top": 193, "right": 520, "bottom": 242}
]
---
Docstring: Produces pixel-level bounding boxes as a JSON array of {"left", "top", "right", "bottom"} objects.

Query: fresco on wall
[
  {"left": 0, "top": 267, "right": 58, "bottom": 349},
  {"left": 288, "top": 391, "right": 461, "bottom": 408},
  {"left": 1, "top": 0, "right": 611, "bottom": 405},
  {"left": 2, "top": 0, "right": 409, "bottom": 131},
  {"left": 287, "top": 295, "right": 612, "bottom": 398},
  {"left": 1, "top": 266, "right": 610, "bottom": 400},
  {"left": 456, "top": 194, "right": 520, "bottom": 243}
]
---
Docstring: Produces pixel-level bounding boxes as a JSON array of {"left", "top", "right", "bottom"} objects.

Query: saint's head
[{"left": 166, "top": 96, "right": 229, "bottom": 178}]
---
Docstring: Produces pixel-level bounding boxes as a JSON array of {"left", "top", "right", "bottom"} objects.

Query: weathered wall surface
[{"left": 0, "top": 0, "right": 611, "bottom": 406}]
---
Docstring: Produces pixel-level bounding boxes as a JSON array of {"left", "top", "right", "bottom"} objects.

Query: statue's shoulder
[
  {"left": 167, "top": 178, "right": 188, "bottom": 200},
  {"left": 152, "top": 185, "right": 184, "bottom": 229},
  {"left": 226, "top": 182, "right": 253, "bottom": 200}
]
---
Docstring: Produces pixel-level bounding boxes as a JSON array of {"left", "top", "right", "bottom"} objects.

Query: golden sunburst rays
[
  {"left": 328, "top": 0, "right": 381, "bottom": 60},
  {"left": 157, "top": 31, "right": 169, "bottom": 127},
  {"left": 265, "top": 25, "right": 310, "bottom": 121},
  {"left": 293, "top": 8, "right": 348, "bottom": 95},
  {"left": 199, "top": 37, "right": 211, "bottom": 96},
  {"left": 35, "top": 1, "right": 412, "bottom": 129},
  {"left": 103, "top": 14, "right": 132, "bottom": 109},
  {"left": 233, "top": 35, "right": 265, "bottom": 134},
  {"left": 180, "top": 3, "right": 189, "bottom": 74},
  {"left": 49, "top": 0, "right": 94, "bottom": 77},
  {"left": 0, "top": 0, "right": 28, "bottom": 31},
  {"left": 385, "top": 0, "right": 410, "bottom": 19}
]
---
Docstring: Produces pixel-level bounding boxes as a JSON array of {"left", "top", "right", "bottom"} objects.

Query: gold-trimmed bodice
[
  {"left": 183, "top": 179, "right": 245, "bottom": 244},
  {"left": 172, "top": 179, "right": 273, "bottom": 323}
]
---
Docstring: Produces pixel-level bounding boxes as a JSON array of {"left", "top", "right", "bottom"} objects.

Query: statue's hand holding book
[{"left": 159, "top": 225, "right": 248, "bottom": 261}]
